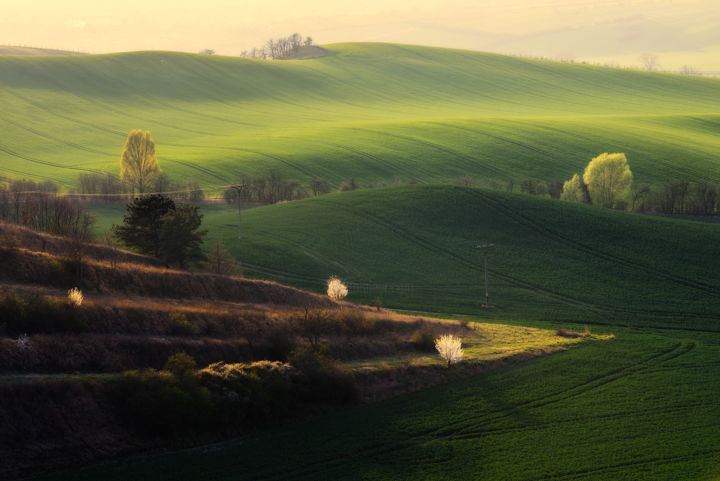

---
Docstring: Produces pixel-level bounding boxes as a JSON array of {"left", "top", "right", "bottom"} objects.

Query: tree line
[{"left": 240, "top": 33, "right": 313, "bottom": 60}]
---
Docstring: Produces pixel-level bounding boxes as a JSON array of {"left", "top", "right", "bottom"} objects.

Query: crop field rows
[{"left": 2, "top": 44, "right": 720, "bottom": 190}]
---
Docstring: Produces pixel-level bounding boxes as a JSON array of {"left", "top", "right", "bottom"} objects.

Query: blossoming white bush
[
  {"left": 67, "top": 287, "right": 84, "bottom": 307},
  {"left": 435, "top": 334, "right": 464, "bottom": 368},
  {"left": 327, "top": 276, "right": 348, "bottom": 301}
]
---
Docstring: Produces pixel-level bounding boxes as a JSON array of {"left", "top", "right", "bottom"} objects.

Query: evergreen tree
[
  {"left": 112, "top": 195, "right": 176, "bottom": 257},
  {"left": 158, "top": 204, "right": 208, "bottom": 268}
]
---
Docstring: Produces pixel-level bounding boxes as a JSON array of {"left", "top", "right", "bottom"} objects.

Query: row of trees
[
  {"left": 0, "top": 176, "right": 60, "bottom": 194},
  {"left": 555, "top": 153, "right": 720, "bottom": 215},
  {"left": 240, "top": 33, "right": 313, "bottom": 60},
  {"left": 0, "top": 192, "right": 95, "bottom": 242}
]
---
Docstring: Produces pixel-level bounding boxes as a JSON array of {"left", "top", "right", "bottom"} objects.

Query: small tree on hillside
[
  {"left": 120, "top": 129, "right": 160, "bottom": 194},
  {"left": 435, "top": 334, "right": 464, "bottom": 368},
  {"left": 112, "top": 194, "right": 176, "bottom": 257},
  {"left": 583, "top": 153, "right": 633, "bottom": 208},
  {"left": 327, "top": 276, "right": 348, "bottom": 301},
  {"left": 205, "top": 239, "right": 242, "bottom": 276},
  {"left": 560, "top": 174, "right": 590, "bottom": 203}
]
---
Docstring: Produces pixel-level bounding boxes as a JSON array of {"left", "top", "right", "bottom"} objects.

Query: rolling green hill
[
  {"left": 40, "top": 185, "right": 720, "bottom": 481},
  {"left": 2, "top": 43, "right": 720, "bottom": 189},
  {"left": 84, "top": 184, "right": 720, "bottom": 330},
  {"left": 215, "top": 185, "right": 720, "bottom": 328}
]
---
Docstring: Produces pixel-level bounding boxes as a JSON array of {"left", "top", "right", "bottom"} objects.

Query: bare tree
[
  {"left": 304, "top": 37, "right": 313, "bottom": 47},
  {"left": 639, "top": 52, "right": 658, "bottom": 71},
  {"left": 290, "top": 33, "right": 302, "bottom": 51}
]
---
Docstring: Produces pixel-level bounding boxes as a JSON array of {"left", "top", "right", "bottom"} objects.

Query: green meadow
[
  {"left": 2, "top": 43, "right": 720, "bottom": 190},
  {"left": 8, "top": 44, "right": 720, "bottom": 480}
]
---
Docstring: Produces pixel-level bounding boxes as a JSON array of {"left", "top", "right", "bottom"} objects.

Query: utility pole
[
  {"left": 230, "top": 184, "right": 247, "bottom": 239},
  {"left": 477, "top": 243, "right": 494, "bottom": 308}
]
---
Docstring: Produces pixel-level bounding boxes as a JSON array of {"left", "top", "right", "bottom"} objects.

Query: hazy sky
[{"left": 2, "top": 0, "right": 719, "bottom": 70}]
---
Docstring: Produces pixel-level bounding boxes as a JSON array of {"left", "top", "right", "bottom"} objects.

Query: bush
[
  {"left": 435, "top": 334, "right": 464, "bottom": 368},
  {"left": 0, "top": 289, "right": 87, "bottom": 335},
  {"left": 337, "top": 309, "right": 376, "bottom": 336},
  {"left": 265, "top": 322, "right": 296, "bottom": 361},
  {"left": 412, "top": 329, "right": 436, "bottom": 352},
  {"left": 164, "top": 352, "right": 197, "bottom": 377},
  {"left": 327, "top": 276, "right": 348, "bottom": 301},
  {"left": 288, "top": 345, "right": 358, "bottom": 405},
  {"left": 167, "top": 312, "right": 197, "bottom": 336},
  {"left": 67, "top": 287, "right": 83, "bottom": 307},
  {"left": 292, "top": 308, "right": 330, "bottom": 349},
  {"left": 108, "top": 368, "right": 212, "bottom": 437}
]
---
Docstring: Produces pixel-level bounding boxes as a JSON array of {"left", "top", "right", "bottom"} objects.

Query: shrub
[
  {"left": 266, "top": 322, "right": 296, "bottom": 361},
  {"left": 288, "top": 345, "right": 358, "bottom": 405},
  {"left": 108, "top": 368, "right": 212, "bottom": 437},
  {"left": 327, "top": 276, "right": 348, "bottom": 301},
  {"left": 292, "top": 308, "right": 330, "bottom": 349},
  {"left": 67, "top": 287, "right": 83, "bottom": 307},
  {"left": 0, "top": 289, "right": 87, "bottom": 335},
  {"left": 163, "top": 352, "right": 197, "bottom": 377},
  {"left": 373, "top": 297, "right": 382, "bottom": 311},
  {"left": 435, "top": 334, "right": 464, "bottom": 368},
  {"left": 167, "top": 312, "right": 197, "bottom": 336},
  {"left": 412, "top": 329, "right": 436, "bottom": 352},
  {"left": 338, "top": 309, "right": 376, "bottom": 336}
]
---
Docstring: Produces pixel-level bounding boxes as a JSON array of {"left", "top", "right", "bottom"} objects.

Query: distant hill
[
  {"left": 0, "top": 43, "right": 719, "bottom": 189},
  {"left": 0, "top": 46, "right": 86, "bottom": 56}
]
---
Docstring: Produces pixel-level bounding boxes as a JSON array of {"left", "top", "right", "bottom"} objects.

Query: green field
[
  {"left": 86, "top": 184, "right": 720, "bottom": 328},
  {"left": 33, "top": 328, "right": 720, "bottom": 481},
  {"left": 66, "top": 186, "right": 720, "bottom": 480},
  {"left": 10, "top": 43, "right": 720, "bottom": 480},
  {"left": 2, "top": 43, "right": 720, "bottom": 191}
]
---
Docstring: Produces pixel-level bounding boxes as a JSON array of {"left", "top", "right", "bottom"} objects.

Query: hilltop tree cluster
[{"left": 240, "top": 33, "right": 313, "bottom": 59}]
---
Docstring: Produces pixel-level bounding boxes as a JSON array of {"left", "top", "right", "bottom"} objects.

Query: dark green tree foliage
[
  {"left": 113, "top": 195, "right": 176, "bottom": 257},
  {"left": 158, "top": 204, "right": 208, "bottom": 268}
]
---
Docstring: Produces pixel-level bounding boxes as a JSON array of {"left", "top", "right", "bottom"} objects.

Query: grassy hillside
[
  {"left": 2, "top": 43, "right": 720, "bottom": 188},
  {"left": 183, "top": 185, "right": 719, "bottom": 329},
  {"left": 83, "top": 184, "right": 720, "bottom": 329}
]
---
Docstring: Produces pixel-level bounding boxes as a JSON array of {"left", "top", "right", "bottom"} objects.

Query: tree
[
  {"left": 309, "top": 177, "right": 331, "bottom": 196},
  {"left": 639, "top": 52, "right": 658, "bottom": 71},
  {"left": 112, "top": 194, "right": 176, "bottom": 257},
  {"left": 583, "top": 153, "right": 633, "bottom": 208},
  {"left": 120, "top": 129, "right": 160, "bottom": 194},
  {"left": 327, "top": 276, "right": 348, "bottom": 301},
  {"left": 158, "top": 204, "right": 208, "bottom": 268},
  {"left": 205, "top": 239, "right": 242, "bottom": 276},
  {"left": 560, "top": 174, "right": 589, "bottom": 203},
  {"left": 435, "top": 334, "right": 464, "bottom": 368},
  {"left": 304, "top": 37, "right": 313, "bottom": 47}
]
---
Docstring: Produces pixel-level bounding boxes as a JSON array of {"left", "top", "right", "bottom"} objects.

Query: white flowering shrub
[
  {"left": 435, "top": 334, "right": 464, "bottom": 368},
  {"left": 327, "top": 276, "right": 348, "bottom": 301},
  {"left": 67, "top": 287, "right": 84, "bottom": 307}
]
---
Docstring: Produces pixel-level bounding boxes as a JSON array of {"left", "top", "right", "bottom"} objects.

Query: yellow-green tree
[
  {"left": 560, "top": 174, "right": 587, "bottom": 203},
  {"left": 583, "top": 153, "right": 633, "bottom": 208},
  {"left": 120, "top": 130, "right": 160, "bottom": 194}
]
